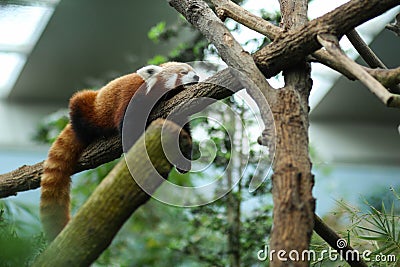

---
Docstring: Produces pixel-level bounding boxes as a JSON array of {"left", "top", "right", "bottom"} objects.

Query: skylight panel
[
  {"left": 0, "top": 4, "right": 53, "bottom": 50},
  {"left": 0, "top": 2, "right": 57, "bottom": 97},
  {"left": 0, "top": 52, "right": 25, "bottom": 97}
]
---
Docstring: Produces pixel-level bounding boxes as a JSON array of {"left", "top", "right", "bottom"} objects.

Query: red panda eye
[{"left": 180, "top": 71, "right": 188, "bottom": 75}]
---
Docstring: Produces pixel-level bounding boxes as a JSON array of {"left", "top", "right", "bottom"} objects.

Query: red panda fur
[{"left": 40, "top": 62, "right": 198, "bottom": 241}]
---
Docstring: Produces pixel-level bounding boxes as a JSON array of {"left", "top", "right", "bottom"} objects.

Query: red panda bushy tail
[{"left": 40, "top": 123, "right": 86, "bottom": 241}]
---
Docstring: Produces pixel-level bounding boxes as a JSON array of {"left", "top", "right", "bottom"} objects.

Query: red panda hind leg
[
  {"left": 69, "top": 90, "right": 118, "bottom": 142},
  {"left": 40, "top": 123, "right": 86, "bottom": 241}
]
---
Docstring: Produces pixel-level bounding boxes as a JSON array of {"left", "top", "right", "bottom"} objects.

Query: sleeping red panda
[{"left": 40, "top": 62, "right": 199, "bottom": 241}]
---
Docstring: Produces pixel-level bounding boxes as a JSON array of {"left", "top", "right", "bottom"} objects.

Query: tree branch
[
  {"left": 32, "top": 119, "right": 190, "bottom": 266},
  {"left": 346, "top": 29, "right": 400, "bottom": 94},
  {"left": 385, "top": 12, "right": 400, "bottom": 36},
  {"left": 310, "top": 50, "right": 358, "bottom": 80},
  {"left": 317, "top": 33, "right": 400, "bottom": 108},
  {"left": 253, "top": 0, "right": 399, "bottom": 78},
  {"left": 211, "top": 0, "right": 400, "bottom": 93},
  {"left": 367, "top": 67, "right": 400, "bottom": 88},
  {"left": 168, "top": 0, "right": 278, "bottom": 134},
  {"left": 0, "top": 69, "right": 242, "bottom": 198},
  {"left": 314, "top": 214, "right": 368, "bottom": 267},
  {"left": 266, "top": 1, "right": 314, "bottom": 266},
  {"left": 346, "top": 29, "right": 386, "bottom": 69},
  {"left": 212, "top": 0, "right": 283, "bottom": 40},
  {"left": 310, "top": 50, "right": 400, "bottom": 88}
]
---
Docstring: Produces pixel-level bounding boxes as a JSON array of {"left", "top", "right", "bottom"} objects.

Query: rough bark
[
  {"left": 270, "top": 88, "right": 314, "bottom": 267},
  {"left": 267, "top": 2, "right": 314, "bottom": 266},
  {"left": 0, "top": 69, "right": 242, "bottom": 198},
  {"left": 32, "top": 119, "right": 190, "bottom": 267}
]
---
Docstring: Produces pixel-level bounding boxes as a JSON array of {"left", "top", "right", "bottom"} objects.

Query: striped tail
[{"left": 40, "top": 123, "right": 86, "bottom": 241}]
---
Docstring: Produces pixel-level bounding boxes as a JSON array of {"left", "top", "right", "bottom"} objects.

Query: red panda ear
[{"left": 137, "top": 65, "right": 163, "bottom": 81}]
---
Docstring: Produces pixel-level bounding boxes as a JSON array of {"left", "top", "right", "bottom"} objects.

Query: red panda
[{"left": 40, "top": 62, "right": 199, "bottom": 241}]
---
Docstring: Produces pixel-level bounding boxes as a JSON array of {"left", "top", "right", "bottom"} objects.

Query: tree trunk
[
  {"left": 269, "top": 1, "right": 315, "bottom": 266},
  {"left": 32, "top": 119, "right": 191, "bottom": 267}
]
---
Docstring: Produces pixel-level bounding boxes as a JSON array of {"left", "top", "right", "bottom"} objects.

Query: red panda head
[
  {"left": 136, "top": 62, "right": 199, "bottom": 95},
  {"left": 137, "top": 65, "right": 163, "bottom": 81},
  {"left": 159, "top": 62, "right": 199, "bottom": 89}
]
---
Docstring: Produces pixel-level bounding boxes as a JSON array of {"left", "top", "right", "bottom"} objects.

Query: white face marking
[
  {"left": 181, "top": 70, "right": 199, "bottom": 84},
  {"left": 164, "top": 73, "right": 178, "bottom": 89},
  {"left": 136, "top": 65, "right": 163, "bottom": 95},
  {"left": 145, "top": 76, "right": 158, "bottom": 95},
  {"left": 142, "top": 63, "right": 199, "bottom": 95},
  {"left": 137, "top": 65, "right": 162, "bottom": 80}
]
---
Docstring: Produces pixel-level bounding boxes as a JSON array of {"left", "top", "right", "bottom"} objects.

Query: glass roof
[{"left": 0, "top": 1, "right": 58, "bottom": 97}]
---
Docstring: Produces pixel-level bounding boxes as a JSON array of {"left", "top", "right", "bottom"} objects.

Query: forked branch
[
  {"left": 212, "top": 0, "right": 400, "bottom": 92},
  {"left": 317, "top": 34, "right": 400, "bottom": 108},
  {"left": 346, "top": 29, "right": 400, "bottom": 93}
]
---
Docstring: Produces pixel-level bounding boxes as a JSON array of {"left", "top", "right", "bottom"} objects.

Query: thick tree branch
[
  {"left": 213, "top": 0, "right": 400, "bottom": 93},
  {"left": 253, "top": 0, "right": 399, "bottom": 78},
  {"left": 317, "top": 33, "right": 400, "bottom": 108},
  {"left": 169, "top": 0, "right": 278, "bottom": 134},
  {"left": 0, "top": 69, "right": 242, "bottom": 198},
  {"left": 32, "top": 119, "right": 189, "bottom": 266}
]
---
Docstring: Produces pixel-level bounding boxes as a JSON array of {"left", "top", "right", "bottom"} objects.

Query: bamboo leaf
[
  {"left": 357, "top": 235, "right": 387, "bottom": 241},
  {"left": 371, "top": 243, "right": 396, "bottom": 255},
  {"left": 357, "top": 226, "right": 387, "bottom": 236}
]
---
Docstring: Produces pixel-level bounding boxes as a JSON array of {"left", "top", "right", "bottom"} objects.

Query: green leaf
[
  {"left": 147, "top": 55, "right": 168, "bottom": 65},
  {"left": 357, "top": 225, "right": 387, "bottom": 236},
  {"left": 357, "top": 235, "right": 387, "bottom": 241},
  {"left": 148, "top": 21, "right": 166, "bottom": 43}
]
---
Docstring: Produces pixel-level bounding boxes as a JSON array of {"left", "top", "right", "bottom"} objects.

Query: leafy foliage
[
  {"left": 33, "top": 109, "right": 69, "bottom": 143},
  {"left": 0, "top": 201, "right": 46, "bottom": 267},
  {"left": 310, "top": 190, "right": 400, "bottom": 267}
]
